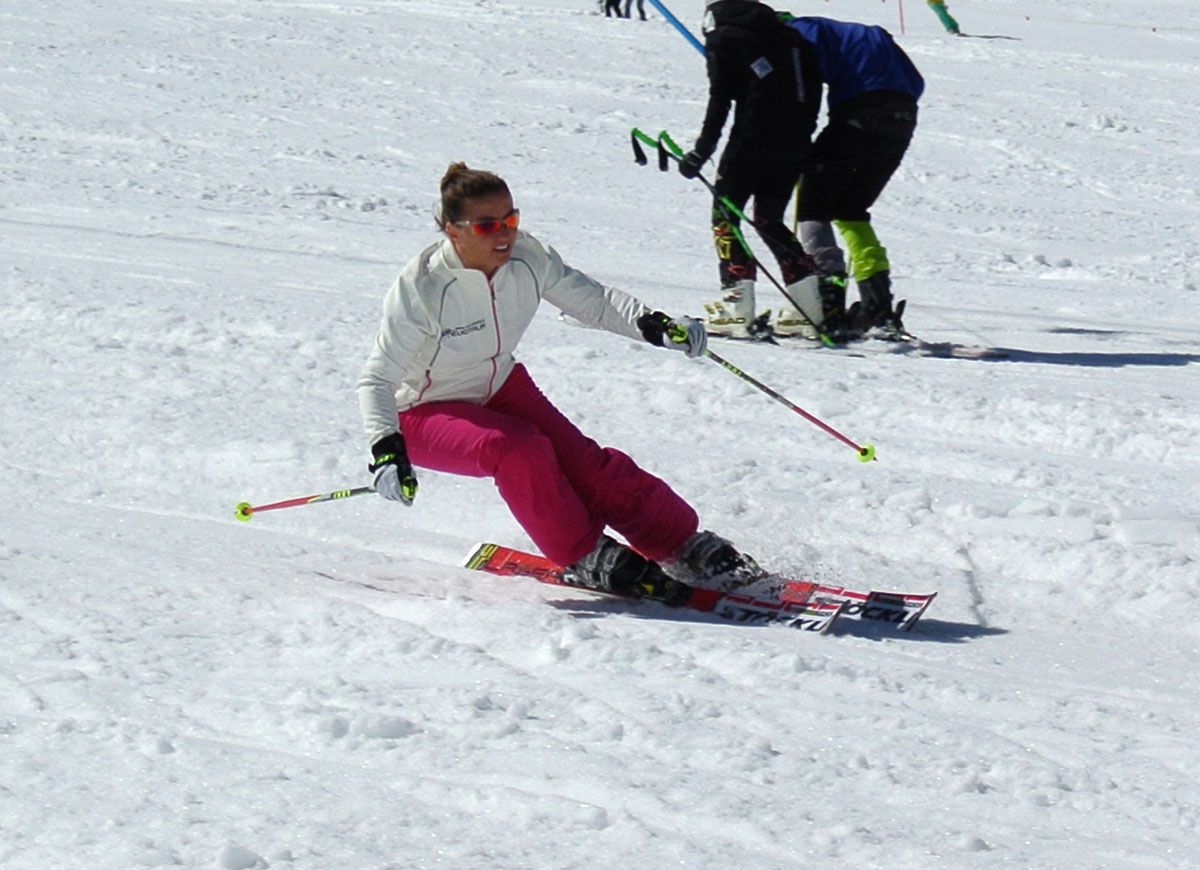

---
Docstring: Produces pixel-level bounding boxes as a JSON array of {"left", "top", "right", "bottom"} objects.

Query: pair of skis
[
  {"left": 464, "top": 542, "right": 936, "bottom": 636},
  {"left": 722, "top": 312, "right": 1008, "bottom": 361}
]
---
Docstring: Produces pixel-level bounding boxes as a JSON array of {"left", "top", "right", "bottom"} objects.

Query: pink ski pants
[{"left": 400, "top": 364, "right": 698, "bottom": 567}]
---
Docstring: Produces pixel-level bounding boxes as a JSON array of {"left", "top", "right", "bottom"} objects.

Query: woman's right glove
[{"left": 369, "top": 432, "right": 419, "bottom": 506}]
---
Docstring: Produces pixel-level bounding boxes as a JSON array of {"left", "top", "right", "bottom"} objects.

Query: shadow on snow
[
  {"left": 990, "top": 348, "right": 1199, "bottom": 367},
  {"left": 548, "top": 598, "right": 1010, "bottom": 643}
]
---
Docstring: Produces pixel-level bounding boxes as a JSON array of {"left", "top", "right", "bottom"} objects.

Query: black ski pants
[
  {"left": 713, "top": 161, "right": 812, "bottom": 288},
  {"left": 796, "top": 96, "right": 917, "bottom": 222}
]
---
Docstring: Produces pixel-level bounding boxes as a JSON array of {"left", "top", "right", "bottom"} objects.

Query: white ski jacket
[{"left": 357, "top": 231, "right": 650, "bottom": 448}]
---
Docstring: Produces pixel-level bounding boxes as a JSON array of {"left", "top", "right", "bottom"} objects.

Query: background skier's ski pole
[
  {"left": 234, "top": 486, "right": 375, "bottom": 521},
  {"left": 631, "top": 127, "right": 835, "bottom": 346},
  {"left": 645, "top": 0, "right": 705, "bottom": 55}
]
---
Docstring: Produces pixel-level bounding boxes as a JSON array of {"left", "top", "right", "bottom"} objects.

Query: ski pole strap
[
  {"left": 234, "top": 485, "right": 376, "bottom": 521},
  {"left": 632, "top": 127, "right": 658, "bottom": 155},
  {"left": 657, "top": 130, "right": 684, "bottom": 159},
  {"left": 637, "top": 129, "right": 753, "bottom": 244},
  {"left": 630, "top": 129, "right": 649, "bottom": 166},
  {"left": 652, "top": 129, "right": 771, "bottom": 245},
  {"left": 703, "top": 349, "right": 877, "bottom": 462}
]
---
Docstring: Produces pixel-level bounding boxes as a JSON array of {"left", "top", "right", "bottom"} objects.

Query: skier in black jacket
[{"left": 679, "top": 0, "right": 833, "bottom": 338}]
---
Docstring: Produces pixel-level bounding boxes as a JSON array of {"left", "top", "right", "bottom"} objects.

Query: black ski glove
[
  {"left": 637, "top": 310, "right": 708, "bottom": 359},
  {"left": 369, "top": 432, "right": 418, "bottom": 506},
  {"left": 678, "top": 150, "right": 707, "bottom": 180}
]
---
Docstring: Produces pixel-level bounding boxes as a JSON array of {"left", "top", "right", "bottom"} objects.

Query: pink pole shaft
[
  {"left": 704, "top": 350, "right": 870, "bottom": 455},
  {"left": 248, "top": 486, "right": 375, "bottom": 514}
]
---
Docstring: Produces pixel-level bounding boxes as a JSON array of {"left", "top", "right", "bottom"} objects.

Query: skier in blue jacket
[{"left": 783, "top": 14, "right": 924, "bottom": 335}]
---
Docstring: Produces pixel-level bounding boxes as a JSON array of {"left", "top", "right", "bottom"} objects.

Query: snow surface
[{"left": 2, "top": 0, "right": 1199, "bottom": 867}]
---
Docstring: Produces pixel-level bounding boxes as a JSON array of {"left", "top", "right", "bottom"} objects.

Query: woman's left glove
[
  {"left": 369, "top": 432, "right": 419, "bottom": 506},
  {"left": 637, "top": 311, "right": 708, "bottom": 359}
]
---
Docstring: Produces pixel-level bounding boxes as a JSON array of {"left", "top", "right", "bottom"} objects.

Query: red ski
[
  {"left": 464, "top": 542, "right": 936, "bottom": 633},
  {"left": 780, "top": 579, "right": 937, "bottom": 631},
  {"left": 464, "top": 542, "right": 844, "bottom": 634}
]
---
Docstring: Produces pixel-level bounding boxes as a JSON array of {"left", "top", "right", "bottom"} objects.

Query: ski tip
[{"left": 463, "top": 542, "right": 499, "bottom": 569}]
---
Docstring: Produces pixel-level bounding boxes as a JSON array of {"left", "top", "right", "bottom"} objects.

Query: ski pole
[
  {"left": 704, "top": 348, "right": 876, "bottom": 462},
  {"left": 632, "top": 127, "right": 836, "bottom": 347},
  {"left": 664, "top": 322, "right": 875, "bottom": 461},
  {"left": 645, "top": 0, "right": 705, "bottom": 55},
  {"left": 655, "top": 131, "right": 830, "bottom": 338},
  {"left": 234, "top": 486, "right": 375, "bottom": 521}
]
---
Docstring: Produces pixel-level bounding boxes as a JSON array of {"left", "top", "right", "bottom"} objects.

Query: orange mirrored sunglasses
[{"left": 453, "top": 209, "right": 520, "bottom": 237}]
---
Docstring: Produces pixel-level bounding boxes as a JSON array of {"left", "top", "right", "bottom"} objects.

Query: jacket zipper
[{"left": 484, "top": 275, "right": 501, "bottom": 398}]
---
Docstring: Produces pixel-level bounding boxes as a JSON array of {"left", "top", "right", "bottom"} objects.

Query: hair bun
[
  {"left": 440, "top": 161, "right": 471, "bottom": 192},
  {"left": 437, "top": 162, "right": 509, "bottom": 227}
]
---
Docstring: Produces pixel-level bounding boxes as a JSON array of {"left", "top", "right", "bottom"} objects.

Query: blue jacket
[{"left": 786, "top": 16, "right": 924, "bottom": 110}]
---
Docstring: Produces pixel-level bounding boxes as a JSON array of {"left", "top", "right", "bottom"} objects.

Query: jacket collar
[{"left": 430, "top": 234, "right": 524, "bottom": 281}]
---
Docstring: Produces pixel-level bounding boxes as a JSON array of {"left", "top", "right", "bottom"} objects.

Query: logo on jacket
[
  {"left": 751, "top": 57, "right": 773, "bottom": 79},
  {"left": 441, "top": 319, "right": 487, "bottom": 338}
]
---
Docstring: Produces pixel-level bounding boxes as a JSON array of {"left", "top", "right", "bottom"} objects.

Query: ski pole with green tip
[
  {"left": 666, "top": 324, "right": 876, "bottom": 462},
  {"left": 234, "top": 486, "right": 376, "bottom": 521}
]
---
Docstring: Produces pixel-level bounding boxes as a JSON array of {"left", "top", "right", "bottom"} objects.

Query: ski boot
[
  {"left": 662, "top": 530, "right": 783, "bottom": 597},
  {"left": 566, "top": 534, "right": 690, "bottom": 605},
  {"left": 851, "top": 270, "right": 908, "bottom": 339},
  {"left": 703, "top": 279, "right": 756, "bottom": 338},
  {"left": 774, "top": 273, "right": 858, "bottom": 343},
  {"left": 771, "top": 275, "right": 821, "bottom": 338}
]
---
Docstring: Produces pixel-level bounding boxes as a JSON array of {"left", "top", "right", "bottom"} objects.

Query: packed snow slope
[{"left": 2, "top": 0, "right": 1198, "bottom": 867}]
